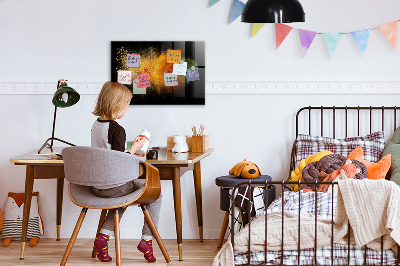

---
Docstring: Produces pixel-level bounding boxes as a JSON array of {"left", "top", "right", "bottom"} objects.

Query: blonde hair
[{"left": 93, "top": 82, "right": 133, "bottom": 120}]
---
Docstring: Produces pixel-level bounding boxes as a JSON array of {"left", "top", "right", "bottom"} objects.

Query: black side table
[{"left": 215, "top": 175, "right": 275, "bottom": 248}]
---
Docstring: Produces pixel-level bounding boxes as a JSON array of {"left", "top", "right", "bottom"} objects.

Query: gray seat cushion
[{"left": 69, "top": 180, "right": 145, "bottom": 208}]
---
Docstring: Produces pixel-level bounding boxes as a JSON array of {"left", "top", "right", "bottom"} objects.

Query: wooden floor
[{"left": 0, "top": 239, "right": 221, "bottom": 265}]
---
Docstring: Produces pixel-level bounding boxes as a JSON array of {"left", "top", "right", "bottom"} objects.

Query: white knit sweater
[{"left": 335, "top": 178, "right": 400, "bottom": 250}]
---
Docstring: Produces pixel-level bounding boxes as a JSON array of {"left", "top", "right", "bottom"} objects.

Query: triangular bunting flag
[
  {"left": 275, "top": 23, "right": 293, "bottom": 49},
  {"left": 251, "top": 23, "right": 266, "bottom": 38},
  {"left": 229, "top": 0, "right": 245, "bottom": 24},
  {"left": 351, "top": 29, "right": 370, "bottom": 55},
  {"left": 323, "top": 33, "right": 341, "bottom": 58},
  {"left": 298, "top": 29, "right": 317, "bottom": 58},
  {"left": 209, "top": 0, "right": 220, "bottom": 7},
  {"left": 378, "top": 21, "right": 398, "bottom": 50}
]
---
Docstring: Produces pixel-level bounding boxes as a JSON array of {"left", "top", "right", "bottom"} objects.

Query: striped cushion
[
  {"left": 295, "top": 131, "right": 385, "bottom": 166},
  {"left": 1, "top": 217, "right": 40, "bottom": 240}
]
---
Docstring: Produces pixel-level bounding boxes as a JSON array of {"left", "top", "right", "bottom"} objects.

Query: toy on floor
[
  {"left": 229, "top": 159, "right": 261, "bottom": 179},
  {"left": 1, "top": 192, "right": 44, "bottom": 247}
]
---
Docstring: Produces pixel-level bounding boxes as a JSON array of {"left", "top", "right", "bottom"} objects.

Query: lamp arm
[
  {"left": 50, "top": 105, "right": 57, "bottom": 148},
  {"left": 50, "top": 79, "right": 61, "bottom": 148}
]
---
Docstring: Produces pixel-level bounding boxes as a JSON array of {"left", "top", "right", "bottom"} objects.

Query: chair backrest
[{"left": 62, "top": 146, "right": 145, "bottom": 187}]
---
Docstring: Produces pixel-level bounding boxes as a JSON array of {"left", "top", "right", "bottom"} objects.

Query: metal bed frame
[{"left": 230, "top": 106, "right": 400, "bottom": 266}]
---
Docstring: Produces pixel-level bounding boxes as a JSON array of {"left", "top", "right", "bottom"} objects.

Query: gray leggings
[{"left": 92, "top": 180, "right": 162, "bottom": 240}]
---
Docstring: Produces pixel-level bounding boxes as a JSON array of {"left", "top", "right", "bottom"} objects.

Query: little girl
[{"left": 91, "top": 81, "right": 162, "bottom": 263}]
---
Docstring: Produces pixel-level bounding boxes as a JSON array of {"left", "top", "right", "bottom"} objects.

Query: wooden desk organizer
[
  {"left": 167, "top": 135, "right": 209, "bottom": 152},
  {"left": 191, "top": 135, "right": 209, "bottom": 153}
]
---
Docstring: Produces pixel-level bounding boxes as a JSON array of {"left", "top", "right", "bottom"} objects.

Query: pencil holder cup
[{"left": 191, "top": 135, "right": 209, "bottom": 153}]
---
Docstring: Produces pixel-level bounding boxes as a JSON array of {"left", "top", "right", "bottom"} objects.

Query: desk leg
[
  {"left": 193, "top": 161, "right": 203, "bottom": 242},
  {"left": 20, "top": 165, "right": 34, "bottom": 259},
  {"left": 56, "top": 178, "right": 64, "bottom": 241},
  {"left": 172, "top": 167, "right": 183, "bottom": 261}
]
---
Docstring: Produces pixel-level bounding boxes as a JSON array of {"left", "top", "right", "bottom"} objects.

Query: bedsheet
[
  {"left": 235, "top": 244, "right": 396, "bottom": 265},
  {"left": 233, "top": 191, "right": 397, "bottom": 265}
]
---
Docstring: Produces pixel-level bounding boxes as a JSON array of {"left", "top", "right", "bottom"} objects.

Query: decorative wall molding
[
  {"left": 0, "top": 81, "right": 400, "bottom": 95},
  {"left": 207, "top": 81, "right": 400, "bottom": 94},
  {"left": 0, "top": 82, "right": 102, "bottom": 95}
]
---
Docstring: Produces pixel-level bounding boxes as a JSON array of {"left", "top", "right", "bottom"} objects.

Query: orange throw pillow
[{"left": 347, "top": 146, "right": 391, "bottom": 180}]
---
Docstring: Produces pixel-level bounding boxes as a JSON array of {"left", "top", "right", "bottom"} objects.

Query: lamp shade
[
  {"left": 241, "top": 0, "right": 305, "bottom": 23},
  {"left": 52, "top": 84, "right": 80, "bottom": 108}
]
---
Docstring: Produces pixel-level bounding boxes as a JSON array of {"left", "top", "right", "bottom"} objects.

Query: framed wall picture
[{"left": 111, "top": 41, "right": 205, "bottom": 105}]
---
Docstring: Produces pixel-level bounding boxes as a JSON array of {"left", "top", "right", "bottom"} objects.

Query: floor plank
[{"left": 0, "top": 239, "right": 221, "bottom": 265}]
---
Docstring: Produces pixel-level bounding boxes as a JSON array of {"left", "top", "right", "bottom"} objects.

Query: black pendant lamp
[{"left": 242, "top": 0, "right": 305, "bottom": 23}]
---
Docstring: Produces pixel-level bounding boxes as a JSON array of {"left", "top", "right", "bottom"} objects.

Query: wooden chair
[{"left": 60, "top": 146, "right": 171, "bottom": 265}]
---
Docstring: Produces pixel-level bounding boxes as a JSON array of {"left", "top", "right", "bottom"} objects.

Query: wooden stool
[{"left": 215, "top": 175, "right": 275, "bottom": 248}]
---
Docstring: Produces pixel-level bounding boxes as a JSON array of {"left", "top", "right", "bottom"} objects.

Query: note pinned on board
[
  {"left": 117, "top": 70, "right": 132, "bottom": 84},
  {"left": 136, "top": 73, "right": 151, "bottom": 88},
  {"left": 132, "top": 81, "right": 147, "bottom": 95},
  {"left": 164, "top": 73, "right": 178, "bottom": 86},
  {"left": 186, "top": 67, "right": 200, "bottom": 82},
  {"left": 172, "top": 62, "right": 187, "bottom": 76},
  {"left": 127, "top": 53, "right": 140, "bottom": 68},
  {"left": 167, "top": 50, "right": 182, "bottom": 64}
]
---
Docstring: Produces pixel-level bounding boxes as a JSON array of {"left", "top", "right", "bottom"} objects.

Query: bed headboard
[
  {"left": 290, "top": 106, "right": 400, "bottom": 179},
  {"left": 295, "top": 106, "right": 400, "bottom": 138}
]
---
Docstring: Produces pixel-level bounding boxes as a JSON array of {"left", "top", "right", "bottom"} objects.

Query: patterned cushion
[{"left": 295, "top": 131, "right": 385, "bottom": 166}]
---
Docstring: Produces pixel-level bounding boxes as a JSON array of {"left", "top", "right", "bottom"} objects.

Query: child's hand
[
  {"left": 134, "top": 149, "right": 149, "bottom": 157},
  {"left": 129, "top": 137, "right": 147, "bottom": 155}
]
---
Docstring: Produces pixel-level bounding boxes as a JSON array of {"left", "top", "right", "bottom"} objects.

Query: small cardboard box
[
  {"left": 191, "top": 135, "right": 209, "bottom": 153},
  {"left": 167, "top": 135, "right": 192, "bottom": 151}
]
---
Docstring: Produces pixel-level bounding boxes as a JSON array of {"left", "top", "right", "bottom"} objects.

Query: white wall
[{"left": 1, "top": 0, "right": 400, "bottom": 240}]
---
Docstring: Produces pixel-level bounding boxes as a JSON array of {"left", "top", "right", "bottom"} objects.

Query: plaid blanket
[
  {"left": 235, "top": 244, "right": 397, "bottom": 265},
  {"left": 266, "top": 190, "right": 336, "bottom": 220},
  {"left": 234, "top": 191, "right": 397, "bottom": 265}
]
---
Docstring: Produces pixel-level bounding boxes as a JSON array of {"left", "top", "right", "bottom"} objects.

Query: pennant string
[{"left": 286, "top": 19, "right": 400, "bottom": 35}]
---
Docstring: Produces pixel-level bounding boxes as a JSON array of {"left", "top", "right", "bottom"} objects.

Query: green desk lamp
[{"left": 38, "top": 79, "right": 80, "bottom": 154}]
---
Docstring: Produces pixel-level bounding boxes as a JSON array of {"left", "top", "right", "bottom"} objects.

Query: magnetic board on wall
[{"left": 111, "top": 41, "right": 205, "bottom": 105}]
